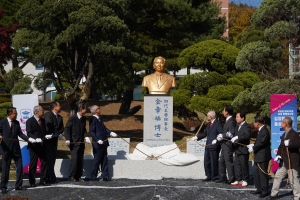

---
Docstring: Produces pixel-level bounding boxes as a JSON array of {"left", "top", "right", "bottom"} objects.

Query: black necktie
[{"left": 78, "top": 117, "right": 82, "bottom": 127}]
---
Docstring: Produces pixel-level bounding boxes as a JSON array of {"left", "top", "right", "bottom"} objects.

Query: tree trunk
[
  {"left": 118, "top": 89, "right": 141, "bottom": 115},
  {"left": 118, "top": 89, "right": 133, "bottom": 114}
]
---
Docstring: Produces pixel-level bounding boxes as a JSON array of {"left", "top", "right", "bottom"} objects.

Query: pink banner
[{"left": 270, "top": 94, "right": 297, "bottom": 114}]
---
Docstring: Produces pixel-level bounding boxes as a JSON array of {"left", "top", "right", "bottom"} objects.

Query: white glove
[
  {"left": 274, "top": 155, "right": 281, "bottom": 162},
  {"left": 98, "top": 140, "right": 103, "bottom": 145},
  {"left": 231, "top": 136, "right": 238, "bottom": 143},
  {"left": 191, "top": 136, "right": 198, "bottom": 141},
  {"left": 28, "top": 137, "right": 36, "bottom": 143},
  {"left": 248, "top": 146, "right": 253, "bottom": 153},
  {"left": 58, "top": 134, "right": 64, "bottom": 141},
  {"left": 85, "top": 137, "right": 91, "bottom": 144},
  {"left": 226, "top": 132, "right": 233, "bottom": 138},
  {"left": 36, "top": 138, "right": 42, "bottom": 143},
  {"left": 284, "top": 140, "right": 289, "bottom": 146},
  {"left": 217, "top": 133, "right": 223, "bottom": 141},
  {"left": 45, "top": 134, "right": 53, "bottom": 139},
  {"left": 212, "top": 139, "right": 217, "bottom": 145},
  {"left": 66, "top": 140, "right": 70, "bottom": 145},
  {"left": 110, "top": 132, "right": 117, "bottom": 137},
  {"left": 247, "top": 144, "right": 254, "bottom": 148}
]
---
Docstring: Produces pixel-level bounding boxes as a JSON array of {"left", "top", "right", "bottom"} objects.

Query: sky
[{"left": 229, "top": 0, "right": 262, "bottom": 8}]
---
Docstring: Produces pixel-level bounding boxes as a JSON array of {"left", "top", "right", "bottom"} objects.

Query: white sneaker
[
  {"left": 231, "top": 181, "right": 241, "bottom": 186},
  {"left": 241, "top": 181, "right": 248, "bottom": 187}
]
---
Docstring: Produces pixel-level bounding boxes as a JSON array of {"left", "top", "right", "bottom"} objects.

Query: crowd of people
[
  {"left": 191, "top": 105, "right": 300, "bottom": 200},
  {"left": 0, "top": 102, "right": 116, "bottom": 194}
]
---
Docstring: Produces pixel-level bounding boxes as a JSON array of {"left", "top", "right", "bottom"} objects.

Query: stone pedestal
[
  {"left": 90, "top": 138, "right": 130, "bottom": 160},
  {"left": 186, "top": 139, "right": 206, "bottom": 157},
  {"left": 143, "top": 95, "right": 173, "bottom": 147},
  {"left": 107, "top": 138, "right": 130, "bottom": 159}
]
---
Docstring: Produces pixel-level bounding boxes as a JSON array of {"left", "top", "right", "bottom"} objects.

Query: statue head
[{"left": 153, "top": 56, "right": 166, "bottom": 73}]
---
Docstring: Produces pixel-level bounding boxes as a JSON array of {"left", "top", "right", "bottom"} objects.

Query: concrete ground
[{"left": 0, "top": 177, "right": 297, "bottom": 200}]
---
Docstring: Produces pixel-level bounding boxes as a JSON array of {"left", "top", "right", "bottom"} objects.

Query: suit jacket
[
  {"left": 26, "top": 116, "right": 46, "bottom": 150},
  {"left": 253, "top": 126, "right": 271, "bottom": 163},
  {"left": 234, "top": 122, "right": 251, "bottom": 155},
  {"left": 221, "top": 116, "right": 236, "bottom": 151},
  {"left": 89, "top": 116, "right": 111, "bottom": 149},
  {"left": 44, "top": 111, "right": 64, "bottom": 137},
  {"left": 0, "top": 118, "right": 28, "bottom": 154},
  {"left": 64, "top": 114, "right": 87, "bottom": 146},
  {"left": 142, "top": 73, "right": 176, "bottom": 94},
  {"left": 277, "top": 128, "right": 300, "bottom": 170},
  {"left": 197, "top": 119, "right": 223, "bottom": 150}
]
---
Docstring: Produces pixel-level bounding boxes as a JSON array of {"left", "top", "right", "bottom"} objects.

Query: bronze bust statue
[{"left": 142, "top": 56, "right": 176, "bottom": 94}]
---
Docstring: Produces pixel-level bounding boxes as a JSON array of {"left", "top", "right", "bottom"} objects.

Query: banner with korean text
[
  {"left": 270, "top": 94, "right": 297, "bottom": 172},
  {"left": 13, "top": 94, "right": 39, "bottom": 174}
]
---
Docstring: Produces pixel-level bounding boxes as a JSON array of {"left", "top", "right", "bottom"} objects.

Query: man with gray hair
[
  {"left": 88, "top": 105, "right": 117, "bottom": 181},
  {"left": 191, "top": 110, "right": 222, "bottom": 181},
  {"left": 268, "top": 117, "right": 300, "bottom": 200},
  {"left": 26, "top": 105, "right": 51, "bottom": 187}
]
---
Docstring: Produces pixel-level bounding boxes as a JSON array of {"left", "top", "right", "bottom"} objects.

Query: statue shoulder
[{"left": 164, "top": 73, "right": 174, "bottom": 77}]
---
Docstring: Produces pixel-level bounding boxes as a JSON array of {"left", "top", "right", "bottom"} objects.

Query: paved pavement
[{"left": 0, "top": 177, "right": 297, "bottom": 200}]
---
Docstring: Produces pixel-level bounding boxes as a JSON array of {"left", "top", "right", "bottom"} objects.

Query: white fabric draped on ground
[{"left": 126, "top": 143, "right": 200, "bottom": 166}]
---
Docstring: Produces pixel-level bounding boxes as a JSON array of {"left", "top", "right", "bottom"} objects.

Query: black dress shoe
[
  {"left": 77, "top": 178, "right": 85, "bottom": 182},
  {"left": 30, "top": 184, "right": 36, "bottom": 187},
  {"left": 250, "top": 190, "right": 262, "bottom": 194},
  {"left": 1, "top": 188, "right": 7, "bottom": 194},
  {"left": 15, "top": 186, "right": 27, "bottom": 190},
  {"left": 39, "top": 182, "right": 50, "bottom": 186},
  {"left": 225, "top": 180, "right": 235, "bottom": 185},
  {"left": 259, "top": 194, "right": 268, "bottom": 198},
  {"left": 103, "top": 178, "right": 112, "bottom": 181},
  {"left": 68, "top": 177, "right": 76, "bottom": 182},
  {"left": 202, "top": 178, "right": 212, "bottom": 182},
  {"left": 51, "top": 180, "right": 58, "bottom": 184}
]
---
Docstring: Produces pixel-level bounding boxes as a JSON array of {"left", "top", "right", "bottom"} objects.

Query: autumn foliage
[
  {"left": 229, "top": 3, "right": 255, "bottom": 43},
  {"left": 0, "top": 9, "right": 19, "bottom": 66}
]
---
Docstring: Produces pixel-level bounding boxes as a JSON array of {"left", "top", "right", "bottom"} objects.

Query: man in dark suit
[
  {"left": 248, "top": 116, "right": 271, "bottom": 198},
  {"left": 44, "top": 101, "right": 64, "bottom": 184},
  {"left": 0, "top": 107, "right": 32, "bottom": 194},
  {"left": 26, "top": 105, "right": 50, "bottom": 187},
  {"left": 269, "top": 117, "right": 300, "bottom": 200},
  {"left": 89, "top": 105, "right": 118, "bottom": 181},
  {"left": 215, "top": 105, "right": 236, "bottom": 184},
  {"left": 65, "top": 103, "right": 91, "bottom": 182},
  {"left": 191, "top": 110, "right": 223, "bottom": 181},
  {"left": 230, "top": 112, "right": 251, "bottom": 187}
]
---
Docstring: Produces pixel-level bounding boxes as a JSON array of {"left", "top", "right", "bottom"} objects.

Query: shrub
[
  {"left": 0, "top": 97, "right": 11, "bottom": 104},
  {"left": 0, "top": 102, "right": 13, "bottom": 120},
  {"left": 54, "top": 94, "right": 63, "bottom": 101},
  {"left": 0, "top": 102, "right": 13, "bottom": 108}
]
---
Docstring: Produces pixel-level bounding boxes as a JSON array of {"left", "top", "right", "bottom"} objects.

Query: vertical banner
[
  {"left": 12, "top": 94, "right": 39, "bottom": 174},
  {"left": 270, "top": 94, "right": 297, "bottom": 172}
]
